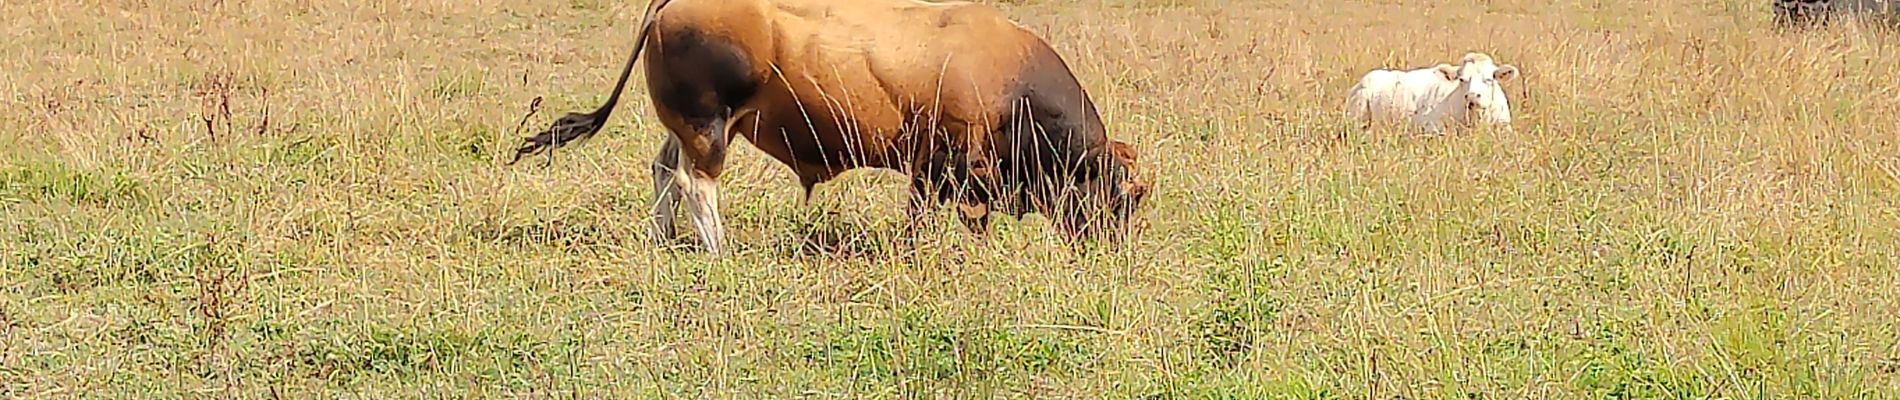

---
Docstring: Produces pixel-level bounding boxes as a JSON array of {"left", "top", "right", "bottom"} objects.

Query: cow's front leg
[
  {"left": 1414, "top": 115, "right": 1448, "bottom": 136},
  {"left": 956, "top": 201, "right": 991, "bottom": 236},
  {"left": 954, "top": 155, "right": 997, "bottom": 236}
]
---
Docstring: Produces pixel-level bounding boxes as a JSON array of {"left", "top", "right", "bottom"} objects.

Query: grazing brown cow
[{"left": 512, "top": 0, "right": 1150, "bottom": 253}]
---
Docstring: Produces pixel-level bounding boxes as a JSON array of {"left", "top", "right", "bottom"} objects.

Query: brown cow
[{"left": 512, "top": 0, "right": 1150, "bottom": 253}]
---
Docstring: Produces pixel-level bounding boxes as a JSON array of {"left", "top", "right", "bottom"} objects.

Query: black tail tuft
[{"left": 509, "top": 111, "right": 609, "bottom": 165}]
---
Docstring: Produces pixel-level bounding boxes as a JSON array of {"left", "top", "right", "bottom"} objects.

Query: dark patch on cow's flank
[{"left": 646, "top": 27, "right": 760, "bottom": 128}]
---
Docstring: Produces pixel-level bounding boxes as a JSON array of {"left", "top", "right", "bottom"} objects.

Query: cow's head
[
  {"left": 1437, "top": 53, "right": 1519, "bottom": 126},
  {"left": 1048, "top": 140, "right": 1150, "bottom": 242}
]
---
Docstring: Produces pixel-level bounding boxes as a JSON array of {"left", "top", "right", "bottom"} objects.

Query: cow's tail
[{"left": 510, "top": 0, "right": 676, "bottom": 165}]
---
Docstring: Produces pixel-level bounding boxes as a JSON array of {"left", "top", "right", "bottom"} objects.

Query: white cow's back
[{"left": 1345, "top": 67, "right": 1458, "bottom": 123}]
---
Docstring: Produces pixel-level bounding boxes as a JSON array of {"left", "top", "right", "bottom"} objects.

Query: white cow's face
[{"left": 1438, "top": 57, "right": 1519, "bottom": 124}]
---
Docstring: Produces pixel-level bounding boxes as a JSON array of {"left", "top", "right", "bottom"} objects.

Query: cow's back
[
  {"left": 1350, "top": 68, "right": 1459, "bottom": 121},
  {"left": 767, "top": 0, "right": 1048, "bottom": 125},
  {"left": 1347, "top": 69, "right": 1412, "bottom": 120},
  {"left": 656, "top": 0, "right": 1084, "bottom": 176}
]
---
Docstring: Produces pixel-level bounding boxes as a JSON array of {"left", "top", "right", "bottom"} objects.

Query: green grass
[{"left": 2, "top": 0, "right": 1898, "bottom": 398}]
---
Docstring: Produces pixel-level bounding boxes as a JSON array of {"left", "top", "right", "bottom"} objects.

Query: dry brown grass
[{"left": 2, "top": 0, "right": 1898, "bottom": 398}]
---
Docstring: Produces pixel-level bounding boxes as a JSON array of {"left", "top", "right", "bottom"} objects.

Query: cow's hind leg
[
  {"left": 669, "top": 114, "right": 741, "bottom": 254},
  {"left": 675, "top": 155, "right": 724, "bottom": 253},
  {"left": 644, "top": 25, "right": 757, "bottom": 253},
  {"left": 649, "top": 135, "right": 684, "bottom": 244}
]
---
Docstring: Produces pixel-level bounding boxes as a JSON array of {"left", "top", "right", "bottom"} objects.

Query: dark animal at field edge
[{"left": 1775, "top": 0, "right": 1900, "bottom": 27}]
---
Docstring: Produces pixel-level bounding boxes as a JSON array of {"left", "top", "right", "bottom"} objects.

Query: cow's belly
[
  {"left": 737, "top": 92, "right": 916, "bottom": 186},
  {"left": 732, "top": 51, "right": 999, "bottom": 188}
]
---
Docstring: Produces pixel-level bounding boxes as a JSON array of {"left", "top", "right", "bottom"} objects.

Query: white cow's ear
[
  {"left": 1435, "top": 64, "right": 1460, "bottom": 81},
  {"left": 1494, "top": 65, "right": 1519, "bottom": 82}
]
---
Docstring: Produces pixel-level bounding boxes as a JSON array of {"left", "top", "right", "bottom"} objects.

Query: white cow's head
[{"left": 1434, "top": 52, "right": 1519, "bottom": 126}]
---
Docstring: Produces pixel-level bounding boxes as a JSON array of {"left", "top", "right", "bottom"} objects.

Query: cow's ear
[
  {"left": 1494, "top": 65, "right": 1519, "bottom": 82},
  {"left": 1435, "top": 64, "right": 1460, "bottom": 81},
  {"left": 1110, "top": 140, "right": 1138, "bottom": 164}
]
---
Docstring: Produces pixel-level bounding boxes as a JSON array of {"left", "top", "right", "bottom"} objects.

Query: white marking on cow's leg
[
  {"left": 674, "top": 111, "right": 749, "bottom": 254},
  {"left": 649, "top": 135, "right": 684, "bottom": 245},
  {"left": 674, "top": 153, "right": 725, "bottom": 254}
]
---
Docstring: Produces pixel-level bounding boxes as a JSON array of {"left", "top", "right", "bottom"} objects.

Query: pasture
[{"left": 3, "top": 0, "right": 1898, "bottom": 398}]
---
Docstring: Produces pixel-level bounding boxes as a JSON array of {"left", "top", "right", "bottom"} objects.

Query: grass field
[{"left": 4, "top": 0, "right": 1899, "bottom": 398}]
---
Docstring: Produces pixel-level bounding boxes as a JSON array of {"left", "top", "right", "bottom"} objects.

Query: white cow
[{"left": 1345, "top": 52, "right": 1520, "bottom": 135}]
